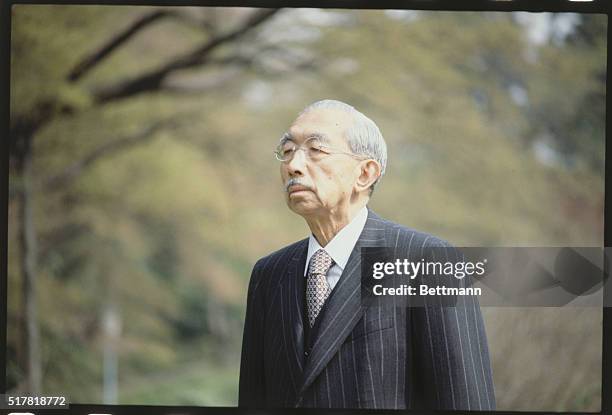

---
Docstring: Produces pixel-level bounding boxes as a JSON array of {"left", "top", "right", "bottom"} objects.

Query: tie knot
[{"left": 309, "top": 249, "right": 334, "bottom": 275}]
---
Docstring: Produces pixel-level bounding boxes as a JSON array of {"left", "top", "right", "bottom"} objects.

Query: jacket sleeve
[
  {"left": 238, "top": 261, "right": 266, "bottom": 407},
  {"left": 410, "top": 241, "right": 496, "bottom": 410}
]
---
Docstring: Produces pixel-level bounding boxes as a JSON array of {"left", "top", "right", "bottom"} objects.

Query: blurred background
[{"left": 7, "top": 5, "right": 606, "bottom": 411}]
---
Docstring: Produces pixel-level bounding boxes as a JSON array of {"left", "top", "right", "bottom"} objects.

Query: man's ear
[{"left": 354, "top": 160, "right": 381, "bottom": 194}]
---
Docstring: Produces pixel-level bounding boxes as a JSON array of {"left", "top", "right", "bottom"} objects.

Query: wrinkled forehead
[{"left": 283, "top": 108, "right": 353, "bottom": 147}]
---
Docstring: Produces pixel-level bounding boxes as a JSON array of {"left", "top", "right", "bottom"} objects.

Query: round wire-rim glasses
[{"left": 274, "top": 136, "right": 368, "bottom": 162}]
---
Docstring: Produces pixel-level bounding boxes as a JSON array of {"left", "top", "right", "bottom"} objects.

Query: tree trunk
[
  {"left": 18, "top": 153, "right": 41, "bottom": 394},
  {"left": 102, "top": 302, "right": 120, "bottom": 404}
]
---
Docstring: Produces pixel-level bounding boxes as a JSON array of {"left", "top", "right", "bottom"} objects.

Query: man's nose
[{"left": 286, "top": 148, "right": 307, "bottom": 176}]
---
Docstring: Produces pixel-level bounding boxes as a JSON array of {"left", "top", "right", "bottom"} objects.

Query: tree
[{"left": 8, "top": 6, "right": 315, "bottom": 394}]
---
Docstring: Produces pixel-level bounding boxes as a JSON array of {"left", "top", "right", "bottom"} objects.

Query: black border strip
[
  {"left": 2, "top": 0, "right": 611, "bottom": 13},
  {"left": 1, "top": 0, "right": 11, "bottom": 398},
  {"left": 19, "top": 405, "right": 611, "bottom": 415},
  {"left": 602, "top": 7, "right": 611, "bottom": 415}
]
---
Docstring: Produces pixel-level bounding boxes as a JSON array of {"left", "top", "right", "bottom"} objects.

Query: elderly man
[{"left": 238, "top": 100, "right": 495, "bottom": 410}]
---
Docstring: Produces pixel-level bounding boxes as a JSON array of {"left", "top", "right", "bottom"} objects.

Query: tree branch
[
  {"left": 42, "top": 119, "right": 177, "bottom": 192},
  {"left": 67, "top": 10, "right": 174, "bottom": 82},
  {"left": 92, "top": 8, "right": 280, "bottom": 104}
]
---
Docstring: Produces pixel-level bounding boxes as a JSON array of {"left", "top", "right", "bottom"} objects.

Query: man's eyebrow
[
  {"left": 279, "top": 132, "right": 331, "bottom": 145},
  {"left": 279, "top": 132, "right": 294, "bottom": 145},
  {"left": 305, "top": 133, "right": 331, "bottom": 144}
]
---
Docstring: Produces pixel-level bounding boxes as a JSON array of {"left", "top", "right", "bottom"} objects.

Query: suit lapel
[
  {"left": 279, "top": 239, "right": 307, "bottom": 398},
  {"left": 296, "top": 209, "right": 388, "bottom": 401}
]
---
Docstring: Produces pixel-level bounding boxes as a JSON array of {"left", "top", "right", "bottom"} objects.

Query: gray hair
[{"left": 300, "top": 99, "right": 388, "bottom": 195}]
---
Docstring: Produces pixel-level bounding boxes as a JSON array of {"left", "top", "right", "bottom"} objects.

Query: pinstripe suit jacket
[{"left": 239, "top": 209, "right": 495, "bottom": 410}]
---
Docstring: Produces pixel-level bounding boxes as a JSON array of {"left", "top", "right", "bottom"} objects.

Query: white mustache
[{"left": 284, "top": 178, "right": 311, "bottom": 193}]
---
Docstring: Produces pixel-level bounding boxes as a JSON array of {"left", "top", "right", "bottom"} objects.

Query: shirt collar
[{"left": 304, "top": 206, "right": 369, "bottom": 276}]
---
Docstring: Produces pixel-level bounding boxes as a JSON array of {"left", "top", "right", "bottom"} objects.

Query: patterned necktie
[{"left": 306, "top": 249, "right": 334, "bottom": 327}]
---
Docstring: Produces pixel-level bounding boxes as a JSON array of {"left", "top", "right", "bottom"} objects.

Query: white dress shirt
[{"left": 304, "top": 206, "right": 369, "bottom": 290}]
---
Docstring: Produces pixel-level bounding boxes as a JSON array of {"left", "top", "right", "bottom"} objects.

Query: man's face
[{"left": 280, "top": 108, "right": 361, "bottom": 218}]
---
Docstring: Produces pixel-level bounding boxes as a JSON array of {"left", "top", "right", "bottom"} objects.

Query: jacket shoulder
[
  {"left": 375, "top": 215, "right": 453, "bottom": 250},
  {"left": 376, "top": 220, "right": 463, "bottom": 268},
  {"left": 254, "top": 238, "right": 307, "bottom": 269},
  {"left": 246, "top": 239, "right": 307, "bottom": 298}
]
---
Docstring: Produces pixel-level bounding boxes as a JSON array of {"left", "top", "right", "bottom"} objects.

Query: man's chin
[{"left": 287, "top": 198, "right": 319, "bottom": 216}]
